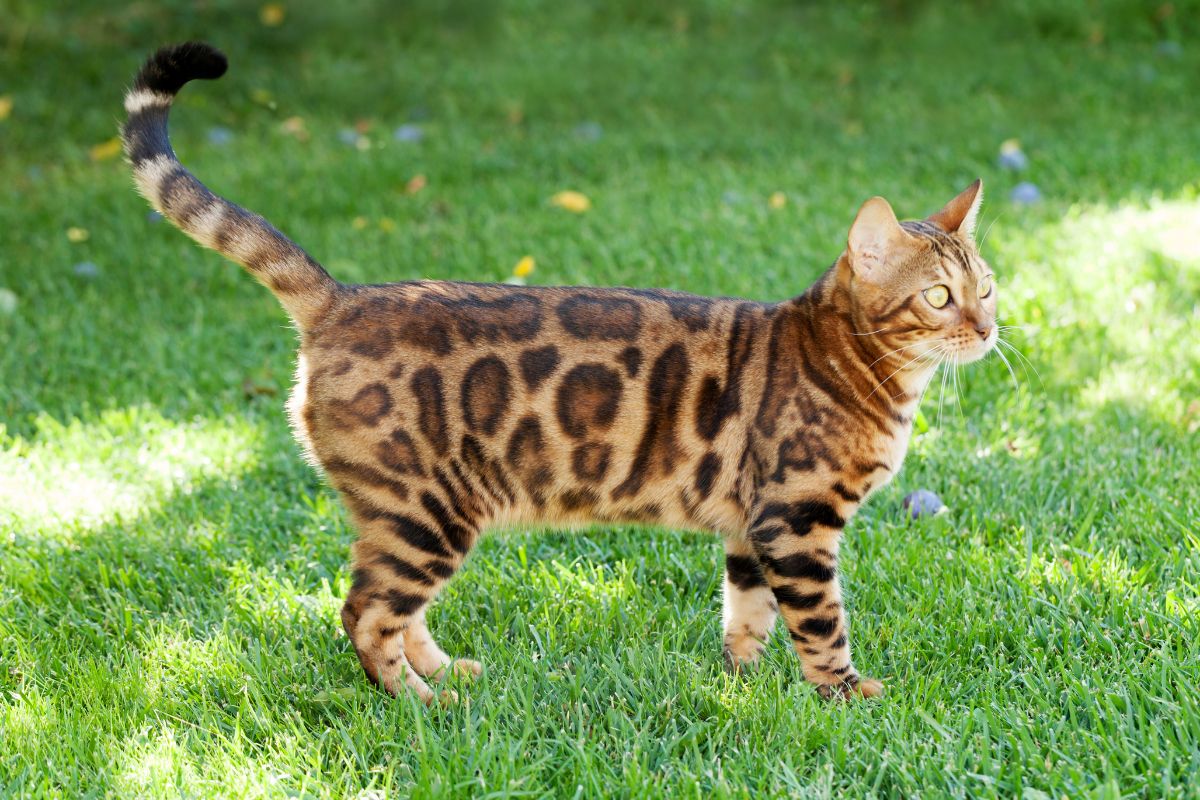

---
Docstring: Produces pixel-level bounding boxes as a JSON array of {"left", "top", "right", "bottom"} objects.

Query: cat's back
[{"left": 293, "top": 279, "right": 775, "bottom": 530}]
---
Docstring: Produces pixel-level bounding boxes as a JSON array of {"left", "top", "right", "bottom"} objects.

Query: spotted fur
[{"left": 123, "top": 43, "right": 998, "bottom": 704}]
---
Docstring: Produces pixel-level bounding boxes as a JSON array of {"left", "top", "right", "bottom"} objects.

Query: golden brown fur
[{"left": 122, "top": 43, "right": 997, "bottom": 703}]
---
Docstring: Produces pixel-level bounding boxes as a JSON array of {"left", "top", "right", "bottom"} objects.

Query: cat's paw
[
  {"left": 816, "top": 675, "right": 884, "bottom": 701},
  {"left": 426, "top": 657, "right": 483, "bottom": 683},
  {"left": 722, "top": 631, "right": 767, "bottom": 674},
  {"left": 451, "top": 658, "right": 483, "bottom": 679}
]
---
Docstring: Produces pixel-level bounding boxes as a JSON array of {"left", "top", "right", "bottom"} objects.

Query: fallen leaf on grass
[
  {"left": 260, "top": 3, "right": 285, "bottom": 26},
  {"left": 280, "top": 116, "right": 309, "bottom": 141},
  {"left": 514, "top": 256, "right": 535, "bottom": 277},
  {"left": 89, "top": 137, "right": 121, "bottom": 161},
  {"left": 506, "top": 256, "right": 535, "bottom": 285},
  {"left": 551, "top": 190, "right": 590, "bottom": 213},
  {"left": 406, "top": 174, "right": 427, "bottom": 194}
]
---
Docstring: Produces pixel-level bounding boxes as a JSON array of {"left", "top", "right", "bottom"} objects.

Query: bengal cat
[{"left": 122, "top": 43, "right": 997, "bottom": 704}]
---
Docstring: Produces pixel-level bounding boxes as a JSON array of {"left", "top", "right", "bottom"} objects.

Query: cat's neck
[{"left": 785, "top": 264, "right": 938, "bottom": 417}]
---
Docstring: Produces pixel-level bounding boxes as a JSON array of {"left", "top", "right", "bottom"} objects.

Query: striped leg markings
[
  {"left": 339, "top": 486, "right": 483, "bottom": 705},
  {"left": 721, "top": 537, "right": 778, "bottom": 672},
  {"left": 749, "top": 498, "right": 882, "bottom": 699}
]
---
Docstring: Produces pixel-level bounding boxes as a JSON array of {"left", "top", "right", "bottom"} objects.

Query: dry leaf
[
  {"left": 406, "top": 174, "right": 427, "bottom": 194},
  {"left": 89, "top": 137, "right": 122, "bottom": 162},
  {"left": 551, "top": 191, "right": 591, "bottom": 213},
  {"left": 280, "top": 116, "right": 309, "bottom": 141},
  {"left": 514, "top": 256, "right": 535, "bottom": 278},
  {"left": 260, "top": 3, "right": 285, "bottom": 26}
]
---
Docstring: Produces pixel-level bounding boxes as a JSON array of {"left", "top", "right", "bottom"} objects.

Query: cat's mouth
[{"left": 947, "top": 328, "right": 997, "bottom": 365}]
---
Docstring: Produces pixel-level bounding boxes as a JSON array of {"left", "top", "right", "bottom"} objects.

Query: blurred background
[{"left": 1, "top": 2, "right": 1198, "bottom": 797}]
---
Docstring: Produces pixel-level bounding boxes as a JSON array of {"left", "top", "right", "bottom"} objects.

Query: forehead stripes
[{"left": 901, "top": 220, "right": 983, "bottom": 279}]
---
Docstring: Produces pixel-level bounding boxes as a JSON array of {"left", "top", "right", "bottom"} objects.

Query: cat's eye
[
  {"left": 923, "top": 284, "right": 950, "bottom": 308},
  {"left": 978, "top": 276, "right": 993, "bottom": 299}
]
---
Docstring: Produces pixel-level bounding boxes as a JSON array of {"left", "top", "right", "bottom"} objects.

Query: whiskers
[
  {"left": 927, "top": 322, "right": 1040, "bottom": 428},
  {"left": 994, "top": 324, "right": 1043, "bottom": 390},
  {"left": 865, "top": 339, "right": 947, "bottom": 401}
]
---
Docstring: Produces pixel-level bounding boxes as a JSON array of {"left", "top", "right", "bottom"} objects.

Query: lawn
[{"left": 2, "top": 1, "right": 1199, "bottom": 797}]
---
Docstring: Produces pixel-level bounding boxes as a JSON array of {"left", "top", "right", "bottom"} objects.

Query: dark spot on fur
[
  {"left": 618, "top": 289, "right": 716, "bottom": 332},
  {"left": 519, "top": 345, "right": 561, "bottom": 391},
  {"left": 461, "top": 356, "right": 512, "bottom": 436},
  {"left": 450, "top": 293, "right": 543, "bottom": 344},
  {"left": 556, "top": 295, "right": 642, "bottom": 341},
  {"left": 555, "top": 363, "right": 623, "bottom": 439},
  {"left": 617, "top": 346, "right": 642, "bottom": 377},
  {"left": 342, "top": 383, "right": 392, "bottom": 428},
  {"left": 571, "top": 442, "right": 612, "bottom": 482},
  {"left": 505, "top": 416, "right": 553, "bottom": 507},
  {"left": 374, "top": 428, "right": 426, "bottom": 477},
  {"left": 411, "top": 367, "right": 449, "bottom": 455}
]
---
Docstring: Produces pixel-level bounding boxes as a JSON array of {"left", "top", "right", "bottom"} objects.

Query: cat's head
[{"left": 842, "top": 180, "right": 996, "bottom": 366}]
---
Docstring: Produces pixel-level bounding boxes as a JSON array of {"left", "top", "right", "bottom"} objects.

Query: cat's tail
[{"left": 121, "top": 42, "right": 340, "bottom": 330}]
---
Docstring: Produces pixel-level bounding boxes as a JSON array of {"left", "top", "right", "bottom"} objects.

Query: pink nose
[{"left": 974, "top": 324, "right": 991, "bottom": 340}]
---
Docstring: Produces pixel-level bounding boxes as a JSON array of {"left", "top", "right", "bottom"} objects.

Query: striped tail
[{"left": 121, "top": 42, "right": 340, "bottom": 330}]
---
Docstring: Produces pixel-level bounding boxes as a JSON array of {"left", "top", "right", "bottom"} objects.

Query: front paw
[{"left": 816, "top": 674, "right": 884, "bottom": 700}]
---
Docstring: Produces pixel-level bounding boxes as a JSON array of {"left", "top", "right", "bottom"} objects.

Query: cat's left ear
[{"left": 928, "top": 179, "right": 983, "bottom": 238}]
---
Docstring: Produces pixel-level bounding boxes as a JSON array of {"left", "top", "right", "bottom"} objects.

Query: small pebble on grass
[{"left": 903, "top": 490, "right": 945, "bottom": 519}]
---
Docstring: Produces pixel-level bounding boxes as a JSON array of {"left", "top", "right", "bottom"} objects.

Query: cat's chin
[{"left": 951, "top": 341, "right": 995, "bottom": 365}]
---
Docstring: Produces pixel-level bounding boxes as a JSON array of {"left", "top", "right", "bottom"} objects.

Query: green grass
[{"left": 3, "top": 1, "right": 1200, "bottom": 797}]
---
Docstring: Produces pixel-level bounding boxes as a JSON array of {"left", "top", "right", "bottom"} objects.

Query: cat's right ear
[{"left": 847, "top": 196, "right": 915, "bottom": 281}]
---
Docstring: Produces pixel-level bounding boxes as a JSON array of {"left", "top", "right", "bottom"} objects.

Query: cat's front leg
[
  {"left": 748, "top": 499, "right": 883, "bottom": 699},
  {"left": 721, "top": 536, "right": 779, "bottom": 671}
]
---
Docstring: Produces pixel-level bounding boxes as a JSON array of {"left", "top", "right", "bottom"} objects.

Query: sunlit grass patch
[{"left": 0, "top": 406, "right": 264, "bottom": 535}]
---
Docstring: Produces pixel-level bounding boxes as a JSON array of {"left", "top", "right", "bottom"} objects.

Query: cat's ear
[
  {"left": 847, "top": 196, "right": 916, "bottom": 280},
  {"left": 928, "top": 178, "right": 983, "bottom": 238}
]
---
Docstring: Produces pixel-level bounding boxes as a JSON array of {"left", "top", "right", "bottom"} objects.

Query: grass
[{"left": 2, "top": 1, "right": 1200, "bottom": 797}]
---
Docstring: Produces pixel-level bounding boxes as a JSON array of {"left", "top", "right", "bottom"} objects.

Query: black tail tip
[{"left": 134, "top": 42, "right": 228, "bottom": 95}]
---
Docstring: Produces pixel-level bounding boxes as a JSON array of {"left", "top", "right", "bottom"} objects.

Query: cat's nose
[{"left": 974, "top": 324, "right": 991, "bottom": 340}]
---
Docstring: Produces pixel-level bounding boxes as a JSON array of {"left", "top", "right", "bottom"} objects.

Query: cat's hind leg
[
  {"left": 721, "top": 536, "right": 779, "bottom": 672},
  {"left": 339, "top": 502, "right": 479, "bottom": 704}
]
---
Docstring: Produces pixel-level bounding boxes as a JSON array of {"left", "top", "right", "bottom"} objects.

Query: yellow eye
[
  {"left": 978, "top": 276, "right": 993, "bottom": 298},
  {"left": 924, "top": 284, "right": 950, "bottom": 308}
]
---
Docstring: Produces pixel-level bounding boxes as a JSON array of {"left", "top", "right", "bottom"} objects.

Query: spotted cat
[{"left": 122, "top": 43, "right": 997, "bottom": 703}]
